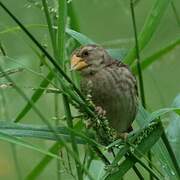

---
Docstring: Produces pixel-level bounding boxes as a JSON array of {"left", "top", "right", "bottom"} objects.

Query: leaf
[
  {"left": 136, "top": 105, "right": 180, "bottom": 126},
  {"left": 0, "top": 131, "right": 60, "bottom": 160},
  {"left": 145, "top": 107, "right": 180, "bottom": 123},
  {"left": 105, "top": 122, "right": 163, "bottom": 179},
  {"left": 167, "top": 94, "right": 180, "bottom": 163},
  {"left": 136, "top": 105, "right": 180, "bottom": 179},
  {"left": 107, "top": 48, "right": 128, "bottom": 60},
  {"left": 0, "top": 67, "right": 24, "bottom": 78},
  {"left": 132, "top": 38, "right": 180, "bottom": 74},
  {"left": 66, "top": 28, "right": 95, "bottom": 45},
  {"left": 0, "top": 120, "right": 85, "bottom": 144},
  {"left": 24, "top": 120, "right": 97, "bottom": 180},
  {"left": 15, "top": 71, "right": 54, "bottom": 122},
  {"left": 66, "top": 29, "right": 128, "bottom": 60},
  {"left": 26, "top": 142, "right": 62, "bottom": 180},
  {"left": 124, "top": 0, "right": 171, "bottom": 65}
]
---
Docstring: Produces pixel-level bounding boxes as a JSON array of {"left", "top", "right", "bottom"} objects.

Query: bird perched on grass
[{"left": 71, "top": 44, "right": 138, "bottom": 139}]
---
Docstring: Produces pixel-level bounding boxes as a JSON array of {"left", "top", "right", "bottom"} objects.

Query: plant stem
[
  {"left": 67, "top": 1, "right": 80, "bottom": 32},
  {"left": 26, "top": 142, "right": 61, "bottom": 179},
  {"left": 0, "top": 1, "right": 112, "bottom": 170},
  {"left": 131, "top": 153, "right": 161, "bottom": 180},
  {"left": 42, "top": 0, "right": 56, "bottom": 52},
  {"left": 171, "top": 2, "right": 180, "bottom": 26},
  {"left": 63, "top": 96, "right": 83, "bottom": 180},
  {"left": 160, "top": 122, "right": 180, "bottom": 178},
  {"left": 132, "top": 165, "right": 144, "bottom": 180},
  {"left": 130, "top": 1, "right": 153, "bottom": 180},
  {"left": 41, "top": 1, "right": 62, "bottom": 178},
  {"left": 0, "top": 1, "right": 86, "bottom": 103},
  {"left": 57, "top": 0, "right": 82, "bottom": 179},
  {"left": 0, "top": 42, "right": 22, "bottom": 180},
  {"left": 0, "top": 91, "right": 22, "bottom": 180},
  {"left": 130, "top": 0, "right": 146, "bottom": 107}
]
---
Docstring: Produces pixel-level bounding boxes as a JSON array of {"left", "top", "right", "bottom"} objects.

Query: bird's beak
[{"left": 71, "top": 55, "right": 89, "bottom": 71}]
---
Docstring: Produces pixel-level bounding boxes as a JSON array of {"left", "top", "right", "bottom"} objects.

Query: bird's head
[{"left": 70, "top": 44, "right": 111, "bottom": 75}]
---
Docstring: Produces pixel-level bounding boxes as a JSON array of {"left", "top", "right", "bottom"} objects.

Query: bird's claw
[{"left": 95, "top": 106, "right": 106, "bottom": 118}]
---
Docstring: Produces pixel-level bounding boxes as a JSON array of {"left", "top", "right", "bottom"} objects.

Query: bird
[{"left": 70, "top": 44, "right": 138, "bottom": 139}]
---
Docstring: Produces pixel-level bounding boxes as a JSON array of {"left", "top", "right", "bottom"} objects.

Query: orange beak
[{"left": 71, "top": 54, "right": 89, "bottom": 71}]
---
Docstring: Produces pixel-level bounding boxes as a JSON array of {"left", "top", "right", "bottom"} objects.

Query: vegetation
[{"left": 0, "top": 0, "right": 179, "bottom": 179}]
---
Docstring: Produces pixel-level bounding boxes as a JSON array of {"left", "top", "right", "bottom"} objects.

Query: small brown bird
[{"left": 71, "top": 44, "right": 138, "bottom": 138}]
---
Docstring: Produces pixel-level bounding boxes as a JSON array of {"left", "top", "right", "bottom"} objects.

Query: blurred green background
[{"left": 0, "top": 0, "right": 179, "bottom": 179}]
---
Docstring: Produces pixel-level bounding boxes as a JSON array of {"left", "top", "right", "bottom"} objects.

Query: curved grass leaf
[
  {"left": 125, "top": 0, "right": 171, "bottom": 65},
  {"left": 167, "top": 94, "right": 180, "bottom": 168},
  {"left": 25, "top": 142, "right": 62, "bottom": 180},
  {"left": 132, "top": 38, "right": 180, "bottom": 74},
  {"left": 104, "top": 122, "right": 163, "bottom": 179},
  {"left": 0, "top": 1, "right": 86, "bottom": 106},
  {"left": 24, "top": 120, "right": 97, "bottom": 180},
  {"left": 107, "top": 48, "right": 128, "bottom": 60},
  {"left": 0, "top": 24, "right": 128, "bottom": 63},
  {"left": 0, "top": 121, "right": 100, "bottom": 145},
  {"left": 66, "top": 28, "right": 95, "bottom": 45},
  {"left": 136, "top": 105, "right": 180, "bottom": 179},
  {"left": 0, "top": 67, "right": 23, "bottom": 78},
  {"left": 15, "top": 72, "right": 54, "bottom": 122},
  {"left": 0, "top": 131, "right": 60, "bottom": 160},
  {"left": 145, "top": 107, "right": 180, "bottom": 123}
]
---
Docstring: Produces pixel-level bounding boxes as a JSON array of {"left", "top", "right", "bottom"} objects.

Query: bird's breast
[{"left": 80, "top": 67, "right": 138, "bottom": 132}]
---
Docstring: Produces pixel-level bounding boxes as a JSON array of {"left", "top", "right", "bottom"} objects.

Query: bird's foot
[{"left": 95, "top": 106, "right": 106, "bottom": 118}]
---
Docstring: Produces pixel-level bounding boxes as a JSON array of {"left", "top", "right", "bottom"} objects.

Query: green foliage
[{"left": 0, "top": 0, "right": 179, "bottom": 180}]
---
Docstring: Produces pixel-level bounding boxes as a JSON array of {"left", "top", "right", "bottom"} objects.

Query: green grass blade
[
  {"left": 41, "top": 0, "right": 56, "bottom": 51},
  {"left": 132, "top": 38, "right": 180, "bottom": 74},
  {"left": 124, "top": 0, "right": 171, "bottom": 65},
  {"left": 15, "top": 71, "right": 54, "bottom": 122},
  {"left": 107, "top": 48, "right": 128, "bottom": 60},
  {"left": 105, "top": 122, "right": 163, "bottom": 179},
  {"left": 145, "top": 107, "right": 180, "bottom": 123},
  {"left": 67, "top": 1, "right": 80, "bottom": 31},
  {"left": 0, "top": 67, "right": 23, "bottom": 78},
  {"left": 66, "top": 28, "right": 95, "bottom": 45},
  {"left": 0, "top": 131, "right": 60, "bottom": 159},
  {"left": 0, "top": 2, "right": 86, "bottom": 103},
  {"left": 0, "top": 24, "right": 127, "bottom": 62},
  {"left": 171, "top": 2, "right": 180, "bottom": 26},
  {"left": 0, "top": 63, "right": 94, "bottom": 179},
  {"left": 137, "top": 105, "right": 180, "bottom": 179},
  {"left": 0, "top": 121, "right": 85, "bottom": 144},
  {"left": 0, "top": 120, "right": 101, "bottom": 146},
  {"left": 57, "top": 0, "right": 83, "bottom": 178},
  {"left": 26, "top": 142, "right": 62, "bottom": 180}
]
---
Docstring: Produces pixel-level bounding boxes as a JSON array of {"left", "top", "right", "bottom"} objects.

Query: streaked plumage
[{"left": 71, "top": 44, "right": 138, "bottom": 134}]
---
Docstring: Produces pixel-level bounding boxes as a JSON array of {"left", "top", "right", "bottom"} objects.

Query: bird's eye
[{"left": 82, "top": 50, "right": 89, "bottom": 57}]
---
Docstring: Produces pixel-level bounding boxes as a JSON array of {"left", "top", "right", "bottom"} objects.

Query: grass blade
[
  {"left": 26, "top": 142, "right": 62, "bottom": 180},
  {"left": 137, "top": 105, "right": 180, "bottom": 179},
  {"left": 0, "top": 131, "right": 60, "bottom": 159},
  {"left": 66, "top": 28, "right": 95, "bottom": 45},
  {"left": 15, "top": 71, "right": 54, "bottom": 122},
  {"left": 124, "top": 0, "right": 171, "bottom": 65},
  {"left": 0, "top": 1, "right": 86, "bottom": 103},
  {"left": 132, "top": 38, "right": 180, "bottom": 74},
  {"left": 0, "top": 122, "right": 84, "bottom": 143},
  {"left": 105, "top": 122, "right": 164, "bottom": 179},
  {"left": 57, "top": 0, "right": 83, "bottom": 179}
]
